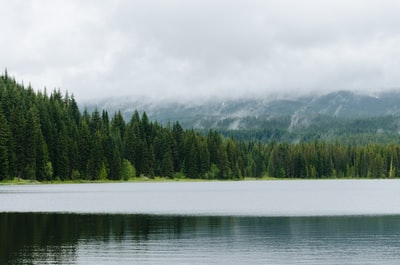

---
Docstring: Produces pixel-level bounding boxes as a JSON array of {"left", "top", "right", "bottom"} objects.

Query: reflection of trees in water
[
  {"left": 0, "top": 213, "right": 79, "bottom": 264},
  {"left": 0, "top": 213, "right": 247, "bottom": 264},
  {"left": 0, "top": 213, "right": 198, "bottom": 264},
  {"left": 2, "top": 213, "right": 400, "bottom": 264}
]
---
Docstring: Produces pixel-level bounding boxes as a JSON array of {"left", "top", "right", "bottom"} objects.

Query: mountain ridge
[{"left": 84, "top": 90, "right": 400, "bottom": 130}]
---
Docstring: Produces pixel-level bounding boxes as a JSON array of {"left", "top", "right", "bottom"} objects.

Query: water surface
[
  {"left": 2, "top": 213, "right": 400, "bottom": 265},
  {"left": 1, "top": 180, "right": 400, "bottom": 216},
  {"left": 2, "top": 180, "right": 400, "bottom": 264}
]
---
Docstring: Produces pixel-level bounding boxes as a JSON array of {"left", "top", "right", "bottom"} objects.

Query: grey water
[{"left": 2, "top": 180, "right": 400, "bottom": 264}]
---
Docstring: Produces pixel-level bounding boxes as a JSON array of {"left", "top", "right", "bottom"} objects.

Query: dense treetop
[{"left": 1, "top": 72, "right": 400, "bottom": 181}]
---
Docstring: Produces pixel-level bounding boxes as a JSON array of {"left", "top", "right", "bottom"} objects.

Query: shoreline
[
  {"left": 0, "top": 176, "right": 395, "bottom": 186},
  {"left": 0, "top": 177, "right": 271, "bottom": 185}
]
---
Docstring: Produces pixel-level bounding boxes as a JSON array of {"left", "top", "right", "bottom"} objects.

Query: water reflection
[{"left": 2, "top": 213, "right": 400, "bottom": 264}]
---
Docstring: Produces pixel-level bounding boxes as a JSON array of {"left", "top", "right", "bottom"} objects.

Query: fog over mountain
[
  {"left": 4, "top": 0, "right": 400, "bottom": 142},
  {"left": 3, "top": 1, "right": 400, "bottom": 102},
  {"left": 87, "top": 90, "right": 400, "bottom": 131}
]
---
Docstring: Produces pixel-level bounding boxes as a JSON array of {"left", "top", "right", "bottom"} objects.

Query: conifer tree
[
  {"left": 87, "top": 131, "right": 106, "bottom": 180},
  {"left": 55, "top": 125, "right": 70, "bottom": 180},
  {"left": 109, "top": 148, "right": 122, "bottom": 180},
  {"left": 217, "top": 146, "right": 230, "bottom": 179},
  {"left": 9, "top": 105, "right": 25, "bottom": 177},
  {"left": 141, "top": 143, "right": 155, "bottom": 177},
  {"left": 78, "top": 119, "right": 91, "bottom": 179},
  {"left": 124, "top": 118, "right": 140, "bottom": 175},
  {"left": 0, "top": 109, "right": 10, "bottom": 180},
  {"left": 172, "top": 122, "right": 184, "bottom": 171},
  {"left": 35, "top": 130, "right": 50, "bottom": 181},
  {"left": 198, "top": 139, "right": 210, "bottom": 178},
  {"left": 23, "top": 106, "right": 40, "bottom": 179},
  {"left": 161, "top": 150, "right": 174, "bottom": 178}
]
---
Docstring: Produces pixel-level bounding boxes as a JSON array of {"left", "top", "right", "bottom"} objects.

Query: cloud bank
[{"left": 2, "top": 0, "right": 400, "bottom": 101}]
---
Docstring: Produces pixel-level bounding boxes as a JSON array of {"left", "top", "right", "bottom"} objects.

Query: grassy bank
[
  {"left": 0, "top": 176, "right": 234, "bottom": 185},
  {"left": 1, "top": 175, "right": 385, "bottom": 185}
]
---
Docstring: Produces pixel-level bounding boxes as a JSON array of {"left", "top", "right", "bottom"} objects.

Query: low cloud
[{"left": 2, "top": 0, "right": 400, "bottom": 102}]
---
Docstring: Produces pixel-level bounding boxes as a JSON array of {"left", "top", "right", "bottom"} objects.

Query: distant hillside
[
  {"left": 84, "top": 90, "right": 400, "bottom": 143},
  {"left": 87, "top": 90, "right": 400, "bottom": 126}
]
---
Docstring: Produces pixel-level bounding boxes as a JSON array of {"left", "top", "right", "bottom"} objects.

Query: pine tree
[
  {"left": 198, "top": 139, "right": 210, "bottom": 178},
  {"left": 35, "top": 131, "right": 50, "bottom": 181},
  {"left": 217, "top": 146, "right": 230, "bottom": 179},
  {"left": 141, "top": 112, "right": 150, "bottom": 140},
  {"left": 172, "top": 122, "right": 184, "bottom": 171},
  {"left": 109, "top": 148, "right": 122, "bottom": 180},
  {"left": 207, "top": 130, "right": 222, "bottom": 166},
  {"left": 55, "top": 125, "right": 70, "bottom": 180},
  {"left": 23, "top": 106, "right": 40, "bottom": 179},
  {"left": 87, "top": 131, "right": 106, "bottom": 180},
  {"left": 9, "top": 105, "right": 25, "bottom": 177},
  {"left": 183, "top": 132, "right": 199, "bottom": 179},
  {"left": 185, "top": 143, "right": 198, "bottom": 179},
  {"left": 161, "top": 150, "right": 174, "bottom": 178},
  {"left": 124, "top": 119, "right": 139, "bottom": 175},
  {"left": 121, "top": 159, "right": 136, "bottom": 180},
  {"left": 0, "top": 109, "right": 10, "bottom": 180},
  {"left": 141, "top": 143, "right": 155, "bottom": 177},
  {"left": 78, "top": 120, "right": 91, "bottom": 179}
]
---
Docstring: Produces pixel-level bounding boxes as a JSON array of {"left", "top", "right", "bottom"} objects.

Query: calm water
[{"left": 2, "top": 180, "right": 400, "bottom": 264}]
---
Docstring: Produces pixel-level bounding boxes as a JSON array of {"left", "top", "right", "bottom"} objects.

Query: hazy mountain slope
[
  {"left": 84, "top": 90, "right": 400, "bottom": 129},
  {"left": 81, "top": 90, "right": 400, "bottom": 143}
]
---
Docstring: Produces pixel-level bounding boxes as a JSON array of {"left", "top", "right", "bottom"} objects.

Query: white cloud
[{"left": 2, "top": 0, "right": 400, "bottom": 101}]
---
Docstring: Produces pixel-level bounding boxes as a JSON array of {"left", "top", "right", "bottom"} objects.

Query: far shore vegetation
[
  {"left": 2, "top": 71, "right": 400, "bottom": 184},
  {"left": 0, "top": 175, "right": 383, "bottom": 186},
  {"left": 0, "top": 176, "right": 269, "bottom": 185}
]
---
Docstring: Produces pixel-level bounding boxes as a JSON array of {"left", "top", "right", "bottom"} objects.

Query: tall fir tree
[
  {"left": 161, "top": 150, "right": 174, "bottom": 178},
  {"left": 0, "top": 109, "right": 10, "bottom": 180},
  {"left": 23, "top": 106, "right": 40, "bottom": 179}
]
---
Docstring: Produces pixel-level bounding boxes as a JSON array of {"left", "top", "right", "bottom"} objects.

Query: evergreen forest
[{"left": 1, "top": 72, "right": 400, "bottom": 182}]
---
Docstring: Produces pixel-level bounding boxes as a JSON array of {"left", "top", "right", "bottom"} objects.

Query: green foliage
[
  {"left": 161, "top": 151, "right": 174, "bottom": 178},
  {"left": 0, "top": 109, "right": 10, "bottom": 180},
  {"left": 71, "top": 169, "right": 81, "bottom": 180},
  {"left": 99, "top": 162, "right": 108, "bottom": 181},
  {"left": 218, "top": 115, "right": 400, "bottom": 146},
  {"left": 207, "top": 163, "right": 220, "bottom": 179},
  {"left": 2, "top": 72, "right": 400, "bottom": 182},
  {"left": 121, "top": 159, "right": 136, "bottom": 180}
]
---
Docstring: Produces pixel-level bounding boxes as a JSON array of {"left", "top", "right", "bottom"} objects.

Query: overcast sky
[{"left": 2, "top": 0, "right": 400, "bottom": 102}]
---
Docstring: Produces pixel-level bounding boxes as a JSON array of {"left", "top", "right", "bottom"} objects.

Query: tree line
[
  {"left": 216, "top": 115, "right": 400, "bottom": 145},
  {"left": 1, "top": 72, "right": 400, "bottom": 181}
]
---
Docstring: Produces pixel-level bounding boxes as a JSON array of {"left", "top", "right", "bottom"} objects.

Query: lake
[{"left": 2, "top": 180, "right": 400, "bottom": 264}]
